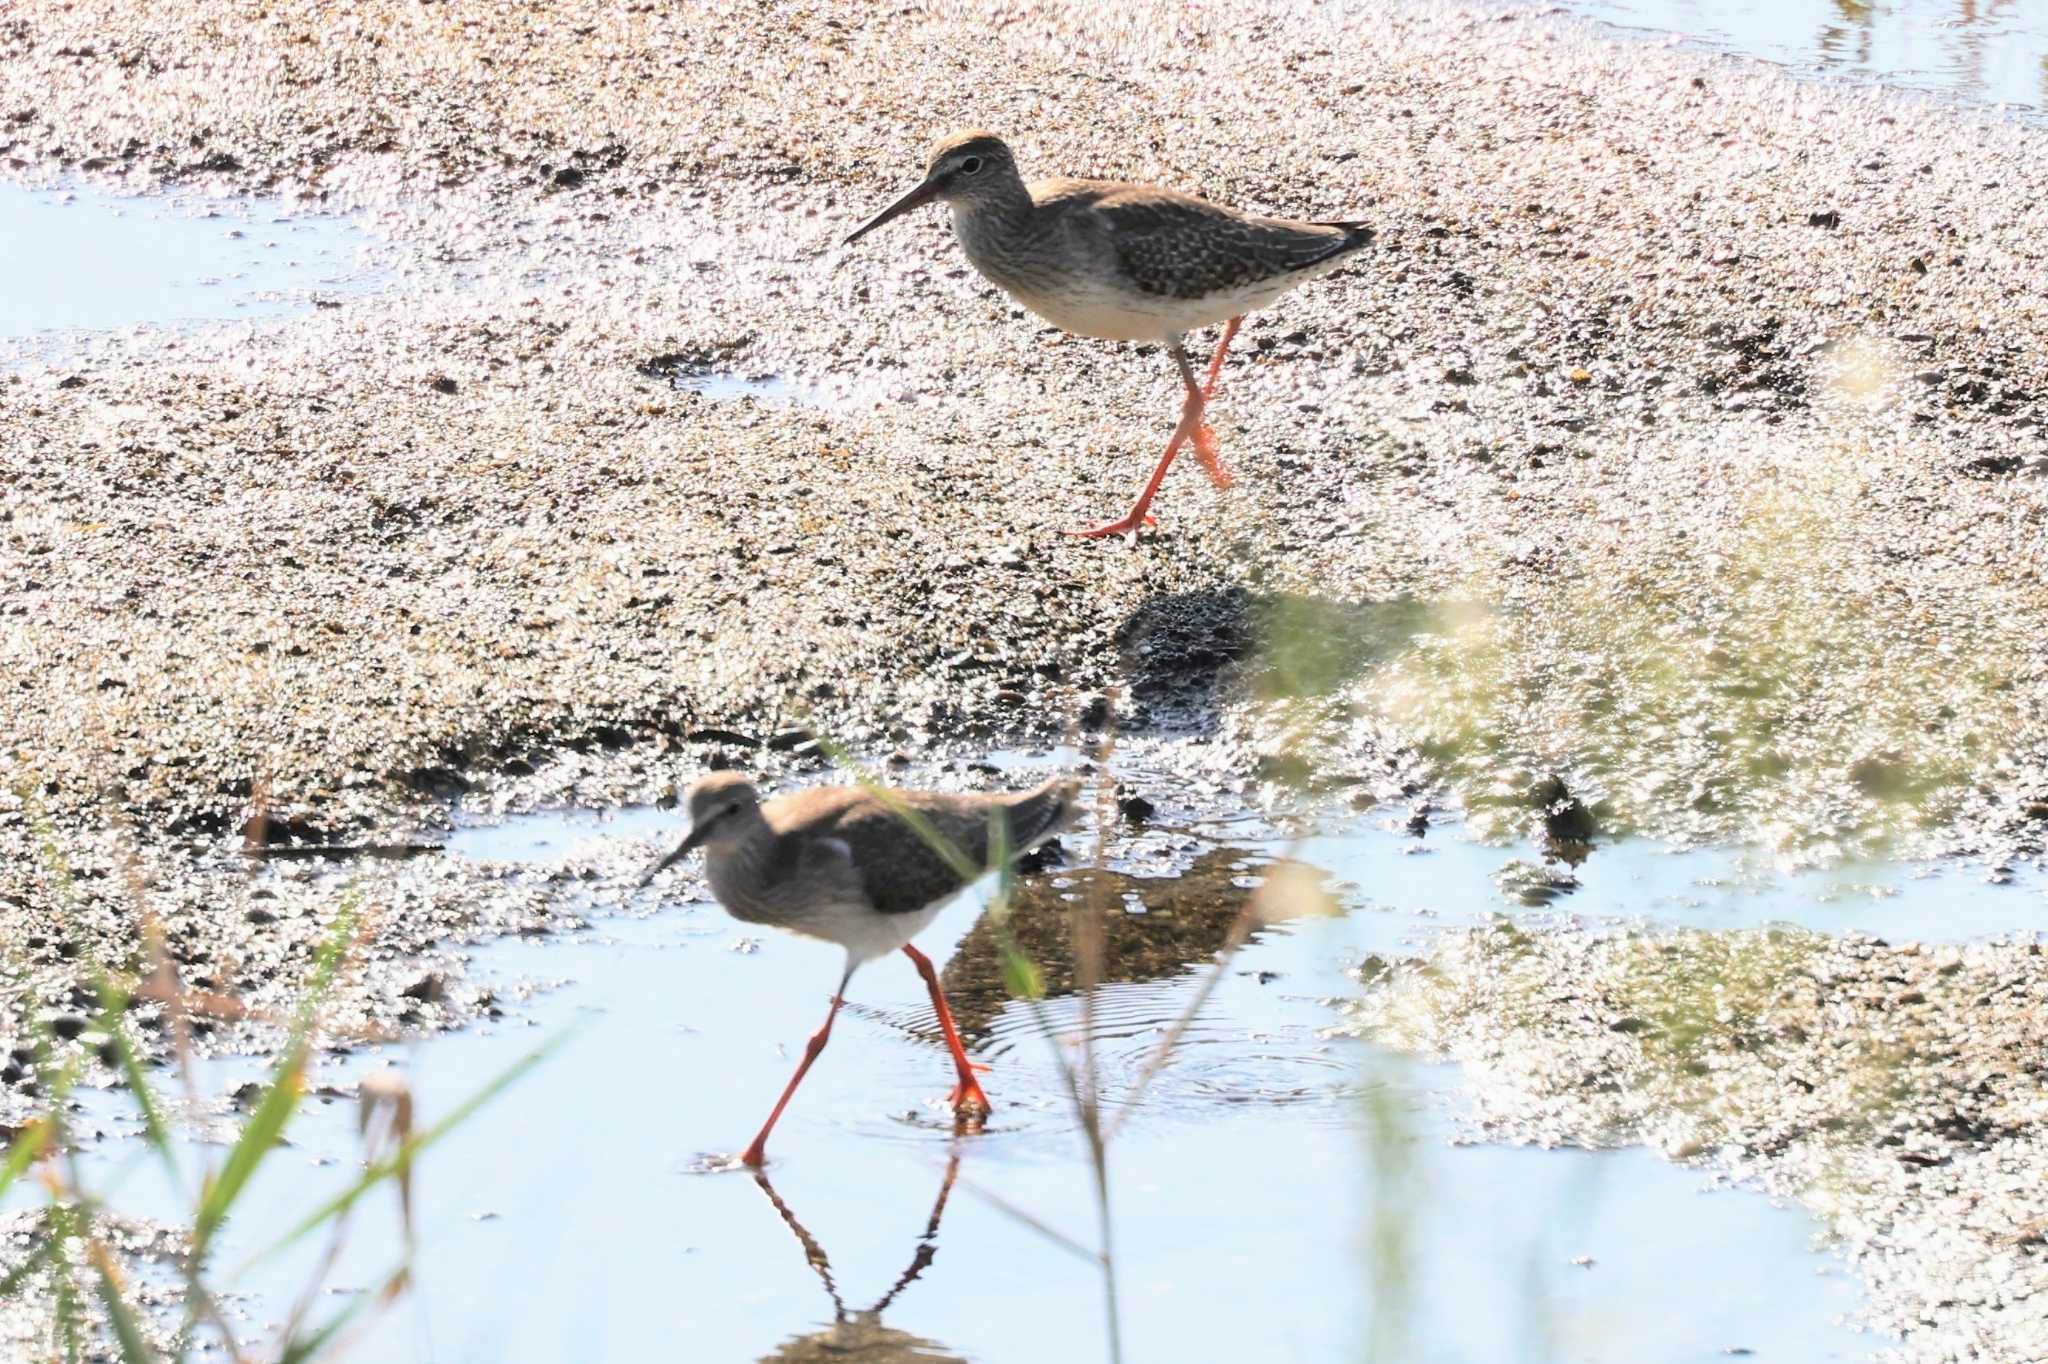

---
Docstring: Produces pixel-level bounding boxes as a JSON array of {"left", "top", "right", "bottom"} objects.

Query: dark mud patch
[
  {"left": 1116, "top": 588, "right": 1442, "bottom": 723},
  {"left": 939, "top": 845, "right": 1273, "bottom": 1035}
]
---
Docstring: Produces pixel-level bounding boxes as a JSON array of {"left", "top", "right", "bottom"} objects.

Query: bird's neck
[
  {"left": 952, "top": 180, "right": 1036, "bottom": 252},
  {"left": 704, "top": 819, "right": 780, "bottom": 912}
]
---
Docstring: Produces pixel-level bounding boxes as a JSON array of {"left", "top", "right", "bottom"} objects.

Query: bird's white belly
[
  {"left": 1011, "top": 280, "right": 1251, "bottom": 343},
  {"left": 757, "top": 892, "right": 951, "bottom": 966}
]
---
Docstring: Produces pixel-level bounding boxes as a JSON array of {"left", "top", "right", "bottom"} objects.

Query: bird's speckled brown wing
[
  {"left": 1051, "top": 181, "right": 1368, "bottom": 302},
  {"left": 763, "top": 782, "right": 1076, "bottom": 917}
]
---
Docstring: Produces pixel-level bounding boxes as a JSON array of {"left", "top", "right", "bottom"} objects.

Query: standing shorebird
[
  {"left": 844, "top": 131, "right": 1372, "bottom": 539},
  {"left": 641, "top": 771, "right": 1078, "bottom": 1166}
]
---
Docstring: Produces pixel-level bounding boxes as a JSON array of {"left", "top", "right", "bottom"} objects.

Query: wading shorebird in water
[
  {"left": 844, "top": 131, "right": 1372, "bottom": 539},
  {"left": 641, "top": 771, "right": 1078, "bottom": 1166}
]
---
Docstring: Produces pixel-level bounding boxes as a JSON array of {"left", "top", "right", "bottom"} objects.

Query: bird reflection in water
[{"left": 753, "top": 1155, "right": 967, "bottom": 1363}]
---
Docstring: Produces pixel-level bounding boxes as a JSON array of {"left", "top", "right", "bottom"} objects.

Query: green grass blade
[
  {"left": 194, "top": 1043, "right": 305, "bottom": 1252},
  {"left": 51, "top": 1219, "right": 84, "bottom": 1364},
  {"left": 0, "top": 1118, "right": 54, "bottom": 1203},
  {"left": 276, "top": 1273, "right": 383, "bottom": 1364},
  {"left": 88, "top": 1246, "right": 162, "bottom": 1364},
  {"left": 0, "top": 1226, "right": 59, "bottom": 1299},
  {"left": 99, "top": 996, "right": 180, "bottom": 1193},
  {"left": 237, "top": 1029, "right": 571, "bottom": 1275},
  {"left": 195, "top": 898, "right": 357, "bottom": 1253}
]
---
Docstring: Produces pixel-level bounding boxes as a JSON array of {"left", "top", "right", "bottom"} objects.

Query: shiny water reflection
[
  {"left": 0, "top": 182, "right": 371, "bottom": 346},
  {"left": 754, "top": 1157, "right": 967, "bottom": 1363},
  {"left": 1558, "top": 0, "right": 2048, "bottom": 108}
]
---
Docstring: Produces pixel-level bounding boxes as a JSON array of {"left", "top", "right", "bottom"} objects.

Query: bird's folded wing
[
  {"left": 825, "top": 798, "right": 988, "bottom": 917},
  {"left": 1095, "top": 191, "right": 1356, "bottom": 301}
]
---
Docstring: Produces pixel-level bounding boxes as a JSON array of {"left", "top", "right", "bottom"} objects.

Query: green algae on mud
[
  {"left": 1340, "top": 919, "right": 2048, "bottom": 1360},
  {"left": 1239, "top": 425, "right": 2045, "bottom": 865}
]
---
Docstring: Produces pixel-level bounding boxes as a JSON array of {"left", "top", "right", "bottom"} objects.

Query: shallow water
[
  {"left": 0, "top": 182, "right": 369, "bottom": 345},
  {"left": 674, "top": 371, "right": 819, "bottom": 405},
  {"left": 32, "top": 872, "right": 1870, "bottom": 1362},
  {"left": 38, "top": 785, "right": 1996, "bottom": 1360},
  {"left": 1551, "top": 0, "right": 2048, "bottom": 109}
]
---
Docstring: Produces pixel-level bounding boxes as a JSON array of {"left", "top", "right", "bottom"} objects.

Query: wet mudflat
[{"left": 5, "top": 0, "right": 2048, "bottom": 1359}]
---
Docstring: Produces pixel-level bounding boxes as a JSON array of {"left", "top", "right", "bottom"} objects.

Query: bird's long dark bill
[
  {"left": 638, "top": 824, "right": 709, "bottom": 888},
  {"left": 844, "top": 179, "right": 939, "bottom": 245}
]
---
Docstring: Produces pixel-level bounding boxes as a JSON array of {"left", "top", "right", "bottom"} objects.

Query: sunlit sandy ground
[{"left": 2, "top": 1, "right": 2047, "bottom": 1358}]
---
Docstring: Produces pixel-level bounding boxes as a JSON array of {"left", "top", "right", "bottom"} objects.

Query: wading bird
[
  {"left": 642, "top": 771, "right": 1078, "bottom": 1166},
  {"left": 845, "top": 131, "right": 1372, "bottom": 539}
]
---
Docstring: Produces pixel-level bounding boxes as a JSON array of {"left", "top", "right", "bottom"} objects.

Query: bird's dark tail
[
  {"left": 1320, "top": 220, "right": 1375, "bottom": 251},
  {"left": 1006, "top": 778, "right": 1082, "bottom": 852}
]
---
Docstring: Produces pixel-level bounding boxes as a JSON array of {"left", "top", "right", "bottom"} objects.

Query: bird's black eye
[
  {"left": 726, "top": 802, "right": 742, "bottom": 817},
  {"left": 958, "top": 155, "right": 983, "bottom": 176}
]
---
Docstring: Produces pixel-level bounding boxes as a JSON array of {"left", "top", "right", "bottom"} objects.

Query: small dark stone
[
  {"left": 1017, "top": 838, "right": 1066, "bottom": 874},
  {"left": 245, "top": 907, "right": 278, "bottom": 925},
  {"left": 1806, "top": 210, "right": 1841, "bottom": 229},
  {"left": 1118, "top": 793, "right": 1156, "bottom": 824},
  {"left": 766, "top": 728, "right": 811, "bottom": 752},
  {"left": 48, "top": 1016, "right": 87, "bottom": 1041},
  {"left": 1077, "top": 693, "right": 1113, "bottom": 729},
  {"left": 1532, "top": 774, "right": 1597, "bottom": 843},
  {"left": 428, "top": 375, "right": 458, "bottom": 394},
  {"left": 687, "top": 728, "right": 761, "bottom": 749},
  {"left": 400, "top": 974, "right": 447, "bottom": 1004}
]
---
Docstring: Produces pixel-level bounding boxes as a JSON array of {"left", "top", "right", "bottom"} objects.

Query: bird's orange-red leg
[
  {"left": 1065, "top": 321, "right": 1243, "bottom": 539},
  {"left": 1064, "top": 343, "right": 1213, "bottom": 539},
  {"left": 741, "top": 976, "right": 849, "bottom": 1167},
  {"left": 902, "top": 944, "right": 990, "bottom": 1117},
  {"left": 1191, "top": 316, "right": 1242, "bottom": 488},
  {"left": 1063, "top": 392, "right": 1203, "bottom": 539},
  {"left": 1202, "top": 315, "right": 1243, "bottom": 399}
]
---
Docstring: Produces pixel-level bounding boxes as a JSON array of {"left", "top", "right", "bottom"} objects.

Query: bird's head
[
  {"left": 844, "top": 131, "right": 1019, "bottom": 245},
  {"left": 639, "top": 773, "right": 761, "bottom": 886}
]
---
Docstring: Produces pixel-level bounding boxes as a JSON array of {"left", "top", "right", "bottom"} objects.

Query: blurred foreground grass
[{"left": 1, "top": 811, "right": 557, "bottom": 1363}]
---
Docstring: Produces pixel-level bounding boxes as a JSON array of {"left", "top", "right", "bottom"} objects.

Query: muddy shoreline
[{"left": 4, "top": 1, "right": 2048, "bottom": 1358}]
